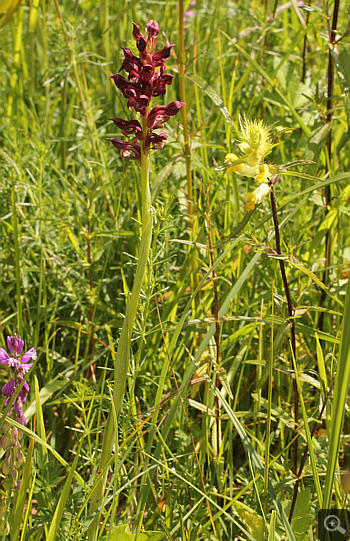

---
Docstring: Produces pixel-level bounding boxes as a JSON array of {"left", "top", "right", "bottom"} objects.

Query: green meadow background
[{"left": 0, "top": 0, "right": 350, "bottom": 539}]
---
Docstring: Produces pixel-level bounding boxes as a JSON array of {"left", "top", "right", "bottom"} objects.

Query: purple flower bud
[
  {"left": 146, "top": 20, "right": 159, "bottom": 39},
  {"left": 163, "top": 101, "right": 186, "bottom": 116},
  {"left": 13, "top": 443, "right": 23, "bottom": 469},
  {"left": 152, "top": 74, "right": 175, "bottom": 97},
  {"left": 12, "top": 428, "right": 19, "bottom": 445},
  {"left": 149, "top": 133, "right": 168, "bottom": 150},
  {"left": 148, "top": 102, "right": 186, "bottom": 129},
  {"left": 145, "top": 20, "right": 159, "bottom": 54},
  {"left": 139, "top": 65, "right": 154, "bottom": 85},
  {"left": 108, "top": 138, "right": 141, "bottom": 165},
  {"left": 18, "top": 380, "right": 30, "bottom": 403},
  {"left": 15, "top": 398, "right": 26, "bottom": 426},
  {"left": 110, "top": 74, "right": 139, "bottom": 96},
  {"left": 2, "top": 451, "right": 11, "bottom": 474},
  {"left": 153, "top": 45, "right": 175, "bottom": 63},
  {"left": 0, "top": 348, "right": 10, "bottom": 364},
  {"left": 2, "top": 379, "right": 15, "bottom": 397},
  {"left": 159, "top": 73, "right": 175, "bottom": 85},
  {"left": 1, "top": 432, "right": 12, "bottom": 450},
  {"left": 16, "top": 413, "right": 26, "bottom": 426},
  {"left": 119, "top": 48, "right": 142, "bottom": 75},
  {"left": 7, "top": 335, "right": 24, "bottom": 357},
  {"left": 132, "top": 23, "right": 146, "bottom": 52},
  {"left": 110, "top": 118, "right": 142, "bottom": 139}
]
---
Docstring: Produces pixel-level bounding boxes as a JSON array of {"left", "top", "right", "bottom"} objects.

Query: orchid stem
[{"left": 88, "top": 146, "right": 152, "bottom": 541}]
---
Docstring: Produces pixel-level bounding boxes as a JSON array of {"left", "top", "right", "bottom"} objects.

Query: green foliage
[
  {"left": 285, "top": 489, "right": 314, "bottom": 541},
  {"left": 0, "top": 0, "right": 349, "bottom": 539},
  {"left": 107, "top": 524, "right": 165, "bottom": 541}
]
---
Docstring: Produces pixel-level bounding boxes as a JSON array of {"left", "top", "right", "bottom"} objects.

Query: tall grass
[{"left": 0, "top": 0, "right": 349, "bottom": 539}]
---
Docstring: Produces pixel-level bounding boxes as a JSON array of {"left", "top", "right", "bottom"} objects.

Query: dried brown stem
[
  {"left": 270, "top": 185, "right": 299, "bottom": 476},
  {"left": 319, "top": 0, "right": 340, "bottom": 331}
]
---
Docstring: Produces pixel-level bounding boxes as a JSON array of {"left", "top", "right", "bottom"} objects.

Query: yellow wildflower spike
[{"left": 238, "top": 115, "right": 273, "bottom": 162}]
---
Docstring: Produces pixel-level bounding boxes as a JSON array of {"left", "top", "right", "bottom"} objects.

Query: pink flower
[{"left": 1, "top": 334, "right": 34, "bottom": 427}]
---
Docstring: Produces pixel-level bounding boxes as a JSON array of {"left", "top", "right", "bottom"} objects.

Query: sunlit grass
[{"left": 0, "top": 0, "right": 349, "bottom": 539}]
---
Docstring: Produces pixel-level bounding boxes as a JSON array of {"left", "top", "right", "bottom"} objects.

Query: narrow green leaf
[
  {"left": 291, "top": 353, "right": 323, "bottom": 507},
  {"left": 323, "top": 277, "right": 350, "bottom": 510},
  {"left": 268, "top": 510, "right": 276, "bottom": 541}
]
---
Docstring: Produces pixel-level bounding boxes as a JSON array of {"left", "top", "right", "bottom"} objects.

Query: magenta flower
[
  {"left": 108, "top": 20, "right": 185, "bottom": 165},
  {"left": 0, "top": 340, "right": 36, "bottom": 370},
  {"left": 2, "top": 379, "right": 15, "bottom": 397},
  {"left": 0, "top": 334, "right": 32, "bottom": 488},
  {"left": 0, "top": 334, "right": 35, "bottom": 426},
  {"left": 7, "top": 335, "right": 24, "bottom": 357}
]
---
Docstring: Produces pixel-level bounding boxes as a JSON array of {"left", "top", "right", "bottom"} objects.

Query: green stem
[
  {"left": 87, "top": 144, "right": 152, "bottom": 541},
  {"left": 11, "top": 174, "right": 22, "bottom": 336}
]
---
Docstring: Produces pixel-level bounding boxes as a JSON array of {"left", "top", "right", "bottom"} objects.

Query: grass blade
[{"left": 322, "top": 277, "right": 350, "bottom": 509}]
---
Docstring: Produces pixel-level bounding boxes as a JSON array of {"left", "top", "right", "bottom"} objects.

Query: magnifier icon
[{"left": 324, "top": 514, "right": 347, "bottom": 535}]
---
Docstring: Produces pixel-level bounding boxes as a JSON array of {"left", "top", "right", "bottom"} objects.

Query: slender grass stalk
[
  {"left": 318, "top": 0, "right": 340, "bottom": 331},
  {"left": 263, "top": 286, "right": 274, "bottom": 515},
  {"left": 6, "top": 6, "right": 24, "bottom": 120},
  {"left": 269, "top": 181, "right": 298, "bottom": 476},
  {"left": 103, "top": 0, "right": 111, "bottom": 102},
  {"left": 11, "top": 172, "right": 22, "bottom": 336},
  {"left": 178, "top": 0, "right": 193, "bottom": 226},
  {"left": 41, "top": 0, "right": 50, "bottom": 137},
  {"left": 256, "top": 299, "right": 264, "bottom": 445},
  {"left": 205, "top": 196, "right": 222, "bottom": 513}
]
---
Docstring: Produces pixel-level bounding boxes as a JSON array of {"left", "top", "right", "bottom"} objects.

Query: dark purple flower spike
[{"left": 109, "top": 20, "right": 185, "bottom": 165}]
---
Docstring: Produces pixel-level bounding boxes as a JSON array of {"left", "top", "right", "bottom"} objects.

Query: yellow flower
[
  {"left": 244, "top": 182, "right": 271, "bottom": 212},
  {"left": 244, "top": 192, "right": 256, "bottom": 212},
  {"left": 224, "top": 116, "right": 275, "bottom": 181},
  {"left": 254, "top": 163, "right": 271, "bottom": 184},
  {"left": 225, "top": 153, "right": 259, "bottom": 177},
  {"left": 238, "top": 115, "right": 274, "bottom": 163}
]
